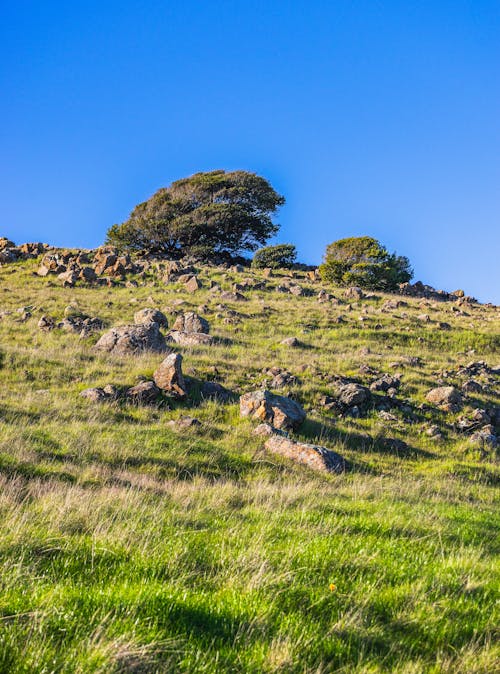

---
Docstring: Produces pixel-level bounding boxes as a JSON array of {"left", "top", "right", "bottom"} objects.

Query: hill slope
[{"left": 0, "top": 250, "right": 499, "bottom": 673}]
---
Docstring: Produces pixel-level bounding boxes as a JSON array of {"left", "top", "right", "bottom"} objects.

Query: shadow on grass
[{"left": 299, "top": 418, "right": 435, "bottom": 460}]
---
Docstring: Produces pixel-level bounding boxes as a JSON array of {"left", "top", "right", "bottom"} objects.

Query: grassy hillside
[{"left": 0, "top": 254, "right": 498, "bottom": 673}]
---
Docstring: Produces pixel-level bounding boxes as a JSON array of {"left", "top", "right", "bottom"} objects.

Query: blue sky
[{"left": 1, "top": 0, "right": 499, "bottom": 302}]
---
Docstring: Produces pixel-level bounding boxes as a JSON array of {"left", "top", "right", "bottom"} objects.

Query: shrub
[
  {"left": 319, "top": 236, "right": 413, "bottom": 290},
  {"left": 252, "top": 244, "right": 297, "bottom": 269}
]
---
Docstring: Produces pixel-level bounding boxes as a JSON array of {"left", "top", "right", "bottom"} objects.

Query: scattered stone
[
  {"left": 344, "top": 286, "right": 364, "bottom": 300},
  {"left": 94, "top": 323, "right": 167, "bottom": 355},
  {"left": 80, "top": 387, "right": 108, "bottom": 403},
  {"left": 240, "top": 389, "right": 306, "bottom": 430},
  {"left": 370, "top": 374, "right": 401, "bottom": 392},
  {"left": 336, "top": 382, "right": 371, "bottom": 408},
  {"left": 167, "top": 331, "right": 214, "bottom": 346},
  {"left": 134, "top": 308, "right": 168, "bottom": 328},
  {"left": 185, "top": 276, "right": 201, "bottom": 293},
  {"left": 425, "top": 386, "right": 463, "bottom": 412},
  {"left": 38, "top": 315, "right": 55, "bottom": 331},
  {"left": 167, "top": 416, "right": 201, "bottom": 430},
  {"left": 153, "top": 353, "right": 187, "bottom": 398},
  {"left": 126, "top": 380, "right": 161, "bottom": 405},
  {"left": 252, "top": 423, "right": 279, "bottom": 437},
  {"left": 264, "top": 435, "right": 345, "bottom": 473},
  {"left": 281, "top": 337, "right": 300, "bottom": 347},
  {"left": 172, "top": 312, "right": 209, "bottom": 334}
]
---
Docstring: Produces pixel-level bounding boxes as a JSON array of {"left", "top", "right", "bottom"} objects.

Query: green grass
[{"left": 0, "top": 257, "right": 499, "bottom": 672}]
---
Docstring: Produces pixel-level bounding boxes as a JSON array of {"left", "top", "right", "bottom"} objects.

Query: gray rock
[
  {"left": 264, "top": 435, "right": 345, "bottom": 473},
  {"left": 172, "top": 312, "right": 209, "bottom": 334},
  {"left": 126, "top": 381, "right": 161, "bottom": 405},
  {"left": 167, "top": 331, "right": 214, "bottom": 346},
  {"left": 425, "top": 386, "right": 462, "bottom": 411},
  {"left": 94, "top": 323, "right": 167, "bottom": 355},
  {"left": 200, "top": 381, "right": 234, "bottom": 402},
  {"left": 153, "top": 353, "right": 187, "bottom": 398},
  {"left": 134, "top": 308, "right": 168, "bottom": 328},
  {"left": 336, "top": 382, "right": 370, "bottom": 407},
  {"left": 240, "top": 389, "right": 306, "bottom": 430}
]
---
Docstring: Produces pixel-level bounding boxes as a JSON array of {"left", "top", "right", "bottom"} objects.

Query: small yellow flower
[{"left": 329, "top": 583, "right": 337, "bottom": 592}]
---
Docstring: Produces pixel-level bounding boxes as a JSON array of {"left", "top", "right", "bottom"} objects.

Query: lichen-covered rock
[
  {"left": 172, "top": 312, "right": 209, "bottom": 334},
  {"left": 153, "top": 353, "right": 187, "bottom": 398},
  {"left": 167, "top": 331, "right": 214, "bottom": 346},
  {"left": 80, "top": 387, "right": 108, "bottom": 403},
  {"left": 264, "top": 435, "right": 345, "bottom": 473},
  {"left": 134, "top": 308, "right": 168, "bottom": 328},
  {"left": 240, "top": 389, "right": 306, "bottom": 430},
  {"left": 94, "top": 323, "right": 167, "bottom": 355},
  {"left": 425, "top": 386, "right": 463, "bottom": 411},
  {"left": 200, "top": 381, "right": 234, "bottom": 402},
  {"left": 125, "top": 380, "right": 161, "bottom": 405},
  {"left": 336, "top": 382, "right": 370, "bottom": 407}
]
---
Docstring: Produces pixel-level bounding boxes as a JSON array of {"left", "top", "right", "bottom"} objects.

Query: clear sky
[{"left": 1, "top": 1, "right": 499, "bottom": 302}]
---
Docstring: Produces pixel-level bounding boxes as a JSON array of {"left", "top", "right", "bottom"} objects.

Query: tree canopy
[
  {"left": 319, "top": 236, "right": 413, "bottom": 290},
  {"left": 106, "top": 170, "right": 285, "bottom": 259}
]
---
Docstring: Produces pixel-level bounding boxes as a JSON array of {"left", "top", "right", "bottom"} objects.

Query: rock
[
  {"left": 200, "top": 381, "right": 234, "bottom": 402},
  {"left": 252, "top": 423, "right": 279, "bottom": 437},
  {"left": 264, "top": 435, "right": 345, "bottom": 473},
  {"left": 125, "top": 380, "right": 161, "bottom": 405},
  {"left": 370, "top": 374, "right": 401, "bottom": 392},
  {"left": 167, "top": 416, "right": 201, "bottom": 430},
  {"left": 344, "top": 287, "right": 364, "bottom": 300},
  {"left": 425, "top": 424, "right": 443, "bottom": 439},
  {"left": 270, "top": 371, "right": 298, "bottom": 389},
  {"left": 281, "top": 337, "right": 300, "bottom": 347},
  {"left": 79, "top": 267, "right": 97, "bottom": 283},
  {"left": 469, "top": 429, "right": 498, "bottom": 448},
  {"left": 167, "top": 331, "right": 214, "bottom": 346},
  {"left": 336, "top": 382, "right": 371, "bottom": 407},
  {"left": 153, "top": 353, "right": 187, "bottom": 398},
  {"left": 134, "top": 308, "right": 168, "bottom": 328},
  {"left": 38, "top": 315, "right": 55, "bottom": 331},
  {"left": 102, "top": 384, "right": 120, "bottom": 400},
  {"left": 80, "top": 387, "right": 108, "bottom": 403},
  {"left": 58, "top": 269, "right": 79, "bottom": 287},
  {"left": 185, "top": 276, "right": 201, "bottom": 293},
  {"left": 461, "top": 379, "right": 483, "bottom": 394},
  {"left": 425, "top": 386, "right": 463, "bottom": 412},
  {"left": 94, "top": 323, "right": 167, "bottom": 355},
  {"left": 172, "top": 312, "right": 209, "bottom": 334},
  {"left": 240, "top": 389, "right": 306, "bottom": 430},
  {"left": 220, "top": 291, "right": 247, "bottom": 302}
]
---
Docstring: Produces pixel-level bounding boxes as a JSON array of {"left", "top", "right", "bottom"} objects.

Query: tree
[
  {"left": 106, "top": 170, "right": 285, "bottom": 259},
  {"left": 252, "top": 243, "right": 297, "bottom": 269},
  {"left": 319, "top": 236, "right": 413, "bottom": 290}
]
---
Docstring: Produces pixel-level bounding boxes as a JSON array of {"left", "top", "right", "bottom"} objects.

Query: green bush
[
  {"left": 319, "top": 236, "right": 413, "bottom": 290},
  {"left": 252, "top": 244, "right": 297, "bottom": 269}
]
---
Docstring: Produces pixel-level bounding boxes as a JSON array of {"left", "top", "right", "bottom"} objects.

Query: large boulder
[
  {"left": 134, "top": 308, "right": 168, "bottom": 328},
  {"left": 425, "top": 386, "right": 463, "bottom": 412},
  {"left": 153, "top": 353, "right": 188, "bottom": 398},
  {"left": 264, "top": 435, "right": 345, "bottom": 473},
  {"left": 94, "top": 323, "right": 167, "bottom": 355},
  {"left": 172, "top": 312, "right": 209, "bottom": 334},
  {"left": 239, "top": 389, "right": 306, "bottom": 430}
]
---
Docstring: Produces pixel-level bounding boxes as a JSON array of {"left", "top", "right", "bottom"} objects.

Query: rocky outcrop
[{"left": 240, "top": 389, "right": 306, "bottom": 430}]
